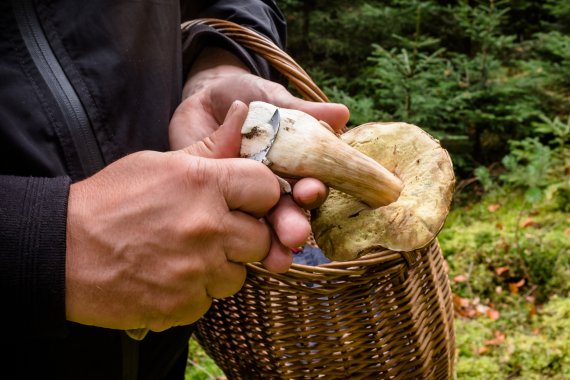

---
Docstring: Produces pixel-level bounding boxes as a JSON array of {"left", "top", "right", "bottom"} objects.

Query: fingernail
[{"left": 224, "top": 100, "right": 245, "bottom": 123}]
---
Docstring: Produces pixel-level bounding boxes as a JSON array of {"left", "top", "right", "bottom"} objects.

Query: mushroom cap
[{"left": 311, "top": 122, "right": 455, "bottom": 261}]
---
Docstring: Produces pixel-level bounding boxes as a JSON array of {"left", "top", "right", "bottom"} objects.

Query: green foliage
[
  {"left": 185, "top": 338, "right": 223, "bottom": 380},
  {"left": 497, "top": 115, "right": 570, "bottom": 207},
  {"left": 544, "top": 0, "right": 570, "bottom": 33},
  {"left": 474, "top": 166, "right": 495, "bottom": 192},
  {"left": 323, "top": 86, "right": 380, "bottom": 127},
  {"left": 280, "top": 0, "right": 570, "bottom": 175},
  {"left": 500, "top": 138, "right": 552, "bottom": 203},
  {"left": 367, "top": 43, "right": 447, "bottom": 126}
]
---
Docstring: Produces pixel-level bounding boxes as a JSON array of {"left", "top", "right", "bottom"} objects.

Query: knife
[
  {"left": 240, "top": 107, "right": 291, "bottom": 193},
  {"left": 250, "top": 108, "right": 280, "bottom": 163}
]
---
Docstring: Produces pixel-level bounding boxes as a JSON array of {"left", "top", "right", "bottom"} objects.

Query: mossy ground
[
  {"left": 441, "top": 188, "right": 570, "bottom": 379},
  {"left": 186, "top": 189, "right": 570, "bottom": 380}
]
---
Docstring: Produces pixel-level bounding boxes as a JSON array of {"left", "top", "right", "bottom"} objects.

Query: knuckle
[
  {"left": 183, "top": 156, "right": 212, "bottom": 189},
  {"left": 182, "top": 211, "right": 222, "bottom": 240}
]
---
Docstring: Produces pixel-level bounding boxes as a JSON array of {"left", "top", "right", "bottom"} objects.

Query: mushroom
[
  {"left": 240, "top": 102, "right": 403, "bottom": 208},
  {"left": 311, "top": 122, "right": 455, "bottom": 261},
  {"left": 126, "top": 107, "right": 454, "bottom": 341}
]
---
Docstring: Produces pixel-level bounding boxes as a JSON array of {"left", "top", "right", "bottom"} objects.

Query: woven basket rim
[{"left": 248, "top": 248, "right": 404, "bottom": 273}]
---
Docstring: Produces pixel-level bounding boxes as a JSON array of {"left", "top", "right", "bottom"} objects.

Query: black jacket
[{"left": 0, "top": 0, "right": 286, "bottom": 378}]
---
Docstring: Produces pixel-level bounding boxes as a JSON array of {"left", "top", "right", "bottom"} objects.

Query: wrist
[{"left": 183, "top": 47, "right": 251, "bottom": 100}]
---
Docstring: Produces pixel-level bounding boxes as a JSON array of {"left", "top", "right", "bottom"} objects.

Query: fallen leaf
[
  {"left": 452, "top": 293, "right": 467, "bottom": 308},
  {"left": 485, "top": 331, "right": 506, "bottom": 346},
  {"left": 495, "top": 266, "right": 509, "bottom": 276},
  {"left": 454, "top": 274, "right": 469, "bottom": 283},
  {"left": 509, "top": 279, "right": 526, "bottom": 295},
  {"left": 520, "top": 217, "right": 538, "bottom": 228},
  {"left": 453, "top": 294, "right": 478, "bottom": 318},
  {"left": 478, "top": 347, "right": 490, "bottom": 355},
  {"left": 486, "top": 308, "right": 500, "bottom": 321},
  {"left": 565, "top": 228, "right": 570, "bottom": 236},
  {"left": 488, "top": 203, "right": 501, "bottom": 212}
]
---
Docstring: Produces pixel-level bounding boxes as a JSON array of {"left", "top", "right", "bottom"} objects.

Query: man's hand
[
  {"left": 66, "top": 103, "right": 282, "bottom": 332},
  {"left": 169, "top": 48, "right": 350, "bottom": 272}
]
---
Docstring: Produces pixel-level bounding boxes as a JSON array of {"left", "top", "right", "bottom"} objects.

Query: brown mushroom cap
[{"left": 311, "top": 122, "right": 455, "bottom": 261}]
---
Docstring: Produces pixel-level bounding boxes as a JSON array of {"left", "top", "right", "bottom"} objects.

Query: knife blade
[{"left": 242, "top": 107, "right": 280, "bottom": 165}]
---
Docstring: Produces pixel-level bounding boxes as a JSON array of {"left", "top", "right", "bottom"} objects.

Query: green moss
[
  {"left": 441, "top": 188, "right": 570, "bottom": 378},
  {"left": 455, "top": 297, "right": 570, "bottom": 379},
  {"left": 440, "top": 189, "right": 570, "bottom": 302}
]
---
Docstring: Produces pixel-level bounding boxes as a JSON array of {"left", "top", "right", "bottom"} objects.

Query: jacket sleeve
[
  {"left": 0, "top": 175, "right": 70, "bottom": 338},
  {"left": 180, "top": 0, "right": 287, "bottom": 82}
]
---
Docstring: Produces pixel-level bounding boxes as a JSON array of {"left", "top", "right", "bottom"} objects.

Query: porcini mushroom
[
  {"left": 240, "top": 102, "right": 403, "bottom": 208},
  {"left": 311, "top": 122, "right": 455, "bottom": 261}
]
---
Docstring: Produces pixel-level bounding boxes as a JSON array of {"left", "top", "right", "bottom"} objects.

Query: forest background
[{"left": 187, "top": 1, "right": 570, "bottom": 378}]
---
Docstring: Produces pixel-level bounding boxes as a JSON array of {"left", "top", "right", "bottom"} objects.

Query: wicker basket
[{"left": 183, "top": 19, "right": 456, "bottom": 380}]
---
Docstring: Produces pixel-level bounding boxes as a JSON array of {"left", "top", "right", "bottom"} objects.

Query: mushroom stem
[{"left": 241, "top": 102, "right": 403, "bottom": 208}]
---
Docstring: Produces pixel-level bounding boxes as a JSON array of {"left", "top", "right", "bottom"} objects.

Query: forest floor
[{"left": 185, "top": 186, "right": 570, "bottom": 380}]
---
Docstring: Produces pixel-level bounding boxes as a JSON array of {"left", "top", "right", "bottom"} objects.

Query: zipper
[
  {"left": 12, "top": 2, "right": 139, "bottom": 379},
  {"left": 12, "top": 0, "right": 105, "bottom": 177}
]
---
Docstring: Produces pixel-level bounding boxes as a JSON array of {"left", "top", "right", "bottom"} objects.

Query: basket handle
[{"left": 181, "top": 18, "right": 329, "bottom": 103}]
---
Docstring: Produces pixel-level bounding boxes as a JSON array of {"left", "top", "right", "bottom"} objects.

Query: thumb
[{"left": 181, "top": 100, "right": 248, "bottom": 158}]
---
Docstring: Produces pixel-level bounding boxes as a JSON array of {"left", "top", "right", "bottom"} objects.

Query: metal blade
[{"left": 249, "top": 108, "right": 280, "bottom": 163}]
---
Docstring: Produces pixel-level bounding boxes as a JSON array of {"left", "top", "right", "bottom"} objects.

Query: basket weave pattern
[
  {"left": 196, "top": 242, "right": 454, "bottom": 379},
  {"left": 184, "top": 19, "right": 456, "bottom": 379}
]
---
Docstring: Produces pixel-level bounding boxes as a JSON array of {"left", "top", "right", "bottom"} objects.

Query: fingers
[
  {"left": 221, "top": 210, "right": 272, "bottom": 263},
  {"left": 266, "top": 195, "right": 311, "bottom": 249},
  {"left": 283, "top": 99, "right": 350, "bottom": 133},
  {"left": 261, "top": 82, "right": 350, "bottom": 133},
  {"left": 181, "top": 100, "right": 247, "bottom": 159},
  {"left": 261, "top": 180, "right": 329, "bottom": 272},
  {"left": 216, "top": 159, "right": 281, "bottom": 217},
  {"left": 261, "top": 225, "right": 293, "bottom": 273},
  {"left": 291, "top": 177, "right": 329, "bottom": 210}
]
